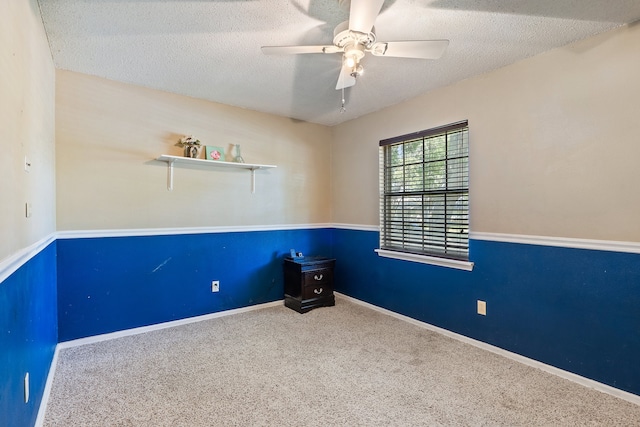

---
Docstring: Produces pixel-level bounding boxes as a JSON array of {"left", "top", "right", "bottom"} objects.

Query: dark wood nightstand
[{"left": 283, "top": 256, "right": 335, "bottom": 313}]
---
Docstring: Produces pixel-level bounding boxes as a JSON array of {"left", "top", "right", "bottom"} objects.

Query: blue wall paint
[
  {"left": 56, "top": 229, "right": 333, "bottom": 341},
  {"left": 0, "top": 242, "right": 57, "bottom": 427},
  {"left": 332, "top": 228, "right": 640, "bottom": 396},
  {"left": 15, "top": 225, "right": 635, "bottom": 418}
]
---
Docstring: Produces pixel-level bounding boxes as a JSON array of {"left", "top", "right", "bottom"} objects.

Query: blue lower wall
[
  {"left": 0, "top": 242, "right": 57, "bottom": 427},
  {"left": 332, "top": 228, "right": 640, "bottom": 396},
  {"left": 7, "top": 226, "right": 635, "bottom": 426},
  {"left": 56, "top": 229, "right": 333, "bottom": 341}
]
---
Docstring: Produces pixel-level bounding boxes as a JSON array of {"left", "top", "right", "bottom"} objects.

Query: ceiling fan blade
[
  {"left": 261, "top": 45, "right": 340, "bottom": 55},
  {"left": 336, "top": 63, "right": 356, "bottom": 90},
  {"left": 370, "top": 40, "right": 449, "bottom": 59},
  {"left": 349, "top": 0, "right": 385, "bottom": 34}
]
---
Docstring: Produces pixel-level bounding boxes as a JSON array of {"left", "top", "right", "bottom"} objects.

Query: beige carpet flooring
[{"left": 44, "top": 297, "right": 640, "bottom": 426}]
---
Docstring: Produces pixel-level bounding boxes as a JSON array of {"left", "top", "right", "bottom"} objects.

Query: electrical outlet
[
  {"left": 477, "top": 300, "right": 487, "bottom": 316},
  {"left": 211, "top": 280, "right": 219, "bottom": 293},
  {"left": 24, "top": 156, "right": 31, "bottom": 173},
  {"left": 24, "top": 373, "right": 29, "bottom": 403}
]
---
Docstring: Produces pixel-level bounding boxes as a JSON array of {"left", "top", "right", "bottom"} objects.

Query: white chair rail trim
[
  {"left": 0, "top": 233, "right": 56, "bottom": 283},
  {"left": 332, "top": 223, "right": 379, "bottom": 232},
  {"left": 470, "top": 231, "right": 640, "bottom": 254},
  {"left": 331, "top": 224, "right": 640, "bottom": 254},
  {"left": 4, "top": 226, "right": 640, "bottom": 286},
  {"left": 57, "top": 223, "right": 334, "bottom": 239}
]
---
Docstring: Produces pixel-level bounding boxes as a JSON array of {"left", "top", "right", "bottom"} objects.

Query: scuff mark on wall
[{"left": 152, "top": 257, "right": 172, "bottom": 273}]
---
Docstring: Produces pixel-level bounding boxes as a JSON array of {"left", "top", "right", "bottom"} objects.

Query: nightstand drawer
[
  {"left": 303, "top": 268, "right": 332, "bottom": 286},
  {"left": 302, "top": 283, "right": 332, "bottom": 300}
]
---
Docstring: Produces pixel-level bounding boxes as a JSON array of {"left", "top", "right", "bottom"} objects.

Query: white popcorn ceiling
[{"left": 39, "top": 0, "right": 640, "bottom": 126}]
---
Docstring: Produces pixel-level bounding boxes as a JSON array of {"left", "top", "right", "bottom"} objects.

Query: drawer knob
[
  {"left": 313, "top": 288, "right": 323, "bottom": 295},
  {"left": 314, "top": 274, "right": 324, "bottom": 281}
]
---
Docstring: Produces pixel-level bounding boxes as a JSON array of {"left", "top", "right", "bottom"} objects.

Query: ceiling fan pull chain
[{"left": 340, "top": 86, "right": 346, "bottom": 113}]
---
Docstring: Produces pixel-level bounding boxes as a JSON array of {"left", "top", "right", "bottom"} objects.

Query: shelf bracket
[
  {"left": 156, "top": 155, "right": 276, "bottom": 192},
  {"left": 167, "top": 159, "right": 175, "bottom": 191}
]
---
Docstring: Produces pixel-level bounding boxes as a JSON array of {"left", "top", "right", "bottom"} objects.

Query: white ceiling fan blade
[
  {"left": 370, "top": 40, "right": 449, "bottom": 59},
  {"left": 349, "top": 0, "right": 385, "bottom": 34},
  {"left": 336, "top": 63, "right": 356, "bottom": 90},
  {"left": 261, "top": 45, "right": 340, "bottom": 55}
]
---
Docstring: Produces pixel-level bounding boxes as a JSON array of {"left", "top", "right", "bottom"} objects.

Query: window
[{"left": 378, "top": 121, "right": 469, "bottom": 265}]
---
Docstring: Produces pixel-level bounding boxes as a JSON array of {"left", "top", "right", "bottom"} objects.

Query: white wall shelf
[{"left": 156, "top": 155, "right": 276, "bottom": 193}]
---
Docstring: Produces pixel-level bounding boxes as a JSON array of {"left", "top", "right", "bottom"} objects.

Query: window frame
[{"left": 377, "top": 120, "right": 473, "bottom": 271}]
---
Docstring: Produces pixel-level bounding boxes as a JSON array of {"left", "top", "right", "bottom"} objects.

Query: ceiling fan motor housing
[{"left": 333, "top": 21, "right": 376, "bottom": 49}]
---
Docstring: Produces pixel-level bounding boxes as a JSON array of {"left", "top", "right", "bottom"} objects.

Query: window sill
[{"left": 375, "top": 249, "right": 474, "bottom": 271}]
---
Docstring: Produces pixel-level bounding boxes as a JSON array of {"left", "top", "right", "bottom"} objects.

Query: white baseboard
[
  {"left": 334, "top": 292, "right": 640, "bottom": 407},
  {"left": 34, "top": 345, "right": 59, "bottom": 427},
  {"left": 57, "top": 300, "right": 283, "bottom": 349}
]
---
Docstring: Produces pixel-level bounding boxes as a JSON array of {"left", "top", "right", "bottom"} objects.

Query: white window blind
[{"left": 379, "top": 121, "right": 469, "bottom": 261}]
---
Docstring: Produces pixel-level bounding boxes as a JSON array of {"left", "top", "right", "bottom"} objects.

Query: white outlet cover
[
  {"left": 24, "top": 372, "right": 29, "bottom": 403},
  {"left": 24, "top": 156, "right": 31, "bottom": 173},
  {"left": 477, "top": 300, "right": 487, "bottom": 316}
]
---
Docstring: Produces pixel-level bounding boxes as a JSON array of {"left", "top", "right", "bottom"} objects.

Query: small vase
[
  {"left": 233, "top": 144, "right": 245, "bottom": 163},
  {"left": 184, "top": 145, "right": 201, "bottom": 158}
]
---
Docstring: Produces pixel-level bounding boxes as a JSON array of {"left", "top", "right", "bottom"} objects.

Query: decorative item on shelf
[
  {"left": 233, "top": 144, "right": 245, "bottom": 163},
  {"left": 205, "top": 146, "right": 225, "bottom": 161},
  {"left": 177, "top": 135, "right": 202, "bottom": 158}
]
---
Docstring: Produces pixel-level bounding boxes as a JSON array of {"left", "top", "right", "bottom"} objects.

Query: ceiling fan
[{"left": 261, "top": 0, "right": 449, "bottom": 90}]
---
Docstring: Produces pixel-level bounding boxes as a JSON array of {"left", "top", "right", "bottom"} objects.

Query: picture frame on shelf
[{"left": 205, "top": 146, "right": 224, "bottom": 161}]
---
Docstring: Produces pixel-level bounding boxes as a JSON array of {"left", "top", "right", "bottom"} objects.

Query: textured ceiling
[{"left": 39, "top": 0, "right": 640, "bottom": 126}]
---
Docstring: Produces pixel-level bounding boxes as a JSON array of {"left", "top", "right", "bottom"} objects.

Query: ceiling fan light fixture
[
  {"left": 344, "top": 43, "right": 365, "bottom": 62},
  {"left": 345, "top": 55, "right": 356, "bottom": 68}
]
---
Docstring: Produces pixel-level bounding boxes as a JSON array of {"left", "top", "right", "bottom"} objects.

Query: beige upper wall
[
  {"left": 6, "top": 8, "right": 637, "bottom": 244},
  {"left": 0, "top": 0, "right": 56, "bottom": 261},
  {"left": 56, "top": 70, "right": 332, "bottom": 230},
  {"left": 331, "top": 23, "right": 640, "bottom": 242}
]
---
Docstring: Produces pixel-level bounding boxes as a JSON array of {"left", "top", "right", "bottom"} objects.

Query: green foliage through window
[{"left": 379, "top": 121, "right": 469, "bottom": 260}]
